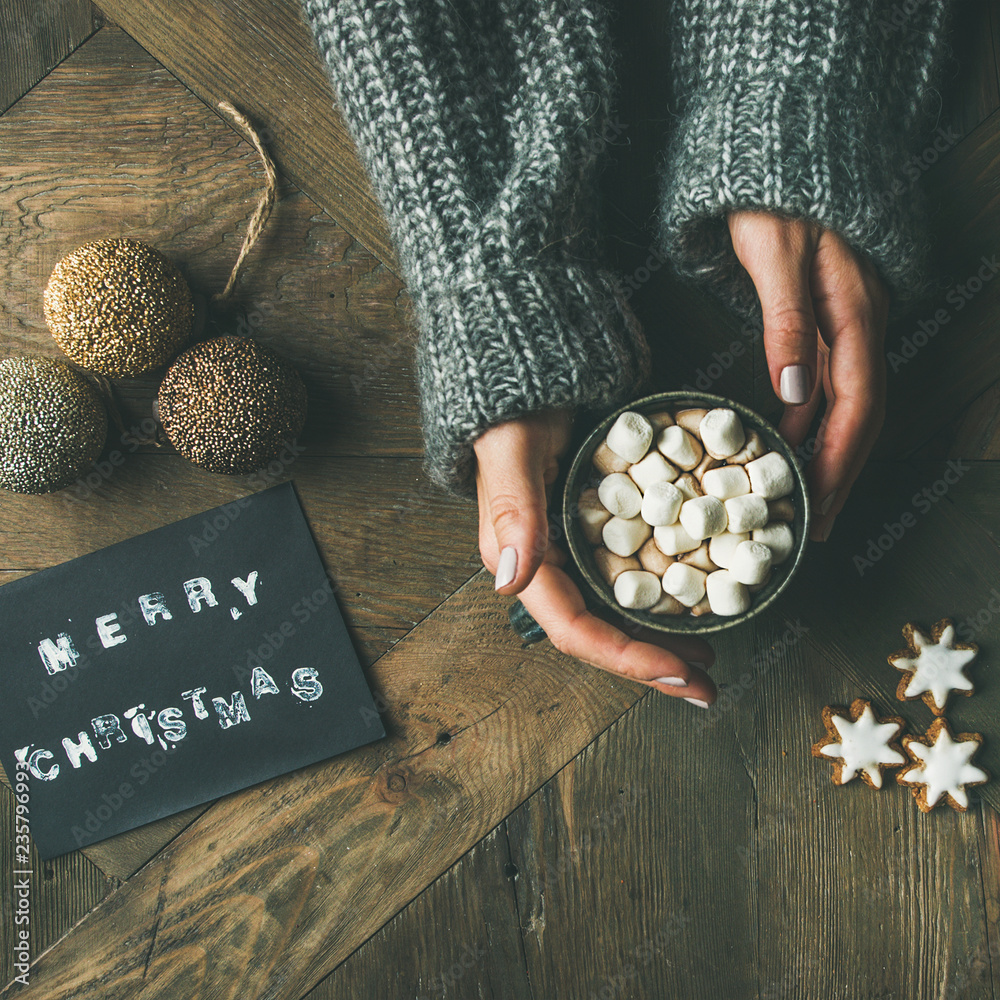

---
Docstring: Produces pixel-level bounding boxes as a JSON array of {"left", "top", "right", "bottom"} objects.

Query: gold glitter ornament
[
  {"left": 158, "top": 337, "right": 307, "bottom": 475},
  {"left": 44, "top": 238, "right": 194, "bottom": 376},
  {"left": 0, "top": 356, "right": 108, "bottom": 494}
]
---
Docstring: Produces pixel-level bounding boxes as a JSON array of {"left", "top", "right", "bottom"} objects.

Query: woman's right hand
[{"left": 473, "top": 410, "right": 717, "bottom": 707}]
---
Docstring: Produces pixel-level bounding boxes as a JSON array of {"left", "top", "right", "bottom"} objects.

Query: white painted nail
[
  {"left": 653, "top": 676, "right": 687, "bottom": 688},
  {"left": 684, "top": 697, "right": 710, "bottom": 709},
  {"left": 818, "top": 491, "right": 837, "bottom": 516},
  {"left": 495, "top": 546, "right": 517, "bottom": 589},
  {"left": 779, "top": 365, "right": 810, "bottom": 405}
]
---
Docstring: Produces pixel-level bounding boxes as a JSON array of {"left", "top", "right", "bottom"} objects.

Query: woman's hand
[
  {"left": 727, "top": 211, "right": 890, "bottom": 541},
  {"left": 473, "top": 409, "right": 717, "bottom": 706}
]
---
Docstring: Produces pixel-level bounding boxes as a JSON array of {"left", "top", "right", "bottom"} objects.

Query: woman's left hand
[{"left": 727, "top": 211, "right": 890, "bottom": 541}]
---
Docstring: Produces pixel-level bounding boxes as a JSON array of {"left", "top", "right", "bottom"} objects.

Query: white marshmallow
[
  {"left": 746, "top": 451, "right": 794, "bottom": 499},
  {"left": 577, "top": 487, "right": 611, "bottom": 546},
  {"left": 690, "top": 596, "right": 714, "bottom": 617},
  {"left": 728, "top": 429, "right": 767, "bottom": 465},
  {"left": 662, "top": 562, "right": 708, "bottom": 607},
  {"left": 728, "top": 540, "right": 773, "bottom": 585},
  {"left": 603, "top": 515, "right": 652, "bottom": 557},
  {"left": 708, "top": 531, "right": 750, "bottom": 569},
  {"left": 675, "top": 408, "right": 707, "bottom": 433},
  {"left": 753, "top": 521, "right": 795, "bottom": 564},
  {"left": 640, "top": 480, "right": 683, "bottom": 526},
  {"left": 679, "top": 542, "right": 717, "bottom": 573},
  {"left": 606, "top": 411, "right": 653, "bottom": 464},
  {"left": 724, "top": 493, "right": 769, "bottom": 533},
  {"left": 656, "top": 425, "right": 703, "bottom": 470},
  {"left": 701, "top": 465, "right": 750, "bottom": 500},
  {"left": 593, "top": 440, "right": 630, "bottom": 476},
  {"left": 594, "top": 547, "right": 640, "bottom": 585},
  {"left": 629, "top": 450, "right": 678, "bottom": 492},
  {"left": 614, "top": 569, "right": 663, "bottom": 610},
  {"left": 647, "top": 410, "right": 675, "bottom": 432},
  {"left": 650, "top": 593, "right": 685, "bottom": 615},
  {"left": 598, "top": 473, "right": 642, "bottom": 519},
  {"left": 706, "top": 570, "right": 751, "bottom": 616},
  {"left": 679, "top": 495, "right": 728, "bottom": 540},
  {"left": 699, "top": 408, "right": 746, "bottom": 459},
  {"left": 653, "top": 523, "right": 701, "bottom": 556}
]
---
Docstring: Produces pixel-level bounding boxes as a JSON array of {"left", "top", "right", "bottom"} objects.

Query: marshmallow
[
  {"left": 603, "top": 514, "right": 652, "bottom": 557},
  {"left": 577, "top": 487, "right": 612, "bottom": 546},
  {"left": 708, "top": 530, "right": 750, "bottom": 569},
  {"left": 594, "top": 546, "right": 640, "bottom": 585},
  {"left": 729, "top": 540, "right": 773, "bottom": 586},
  {"left": 638, "top": 536, "right": 673, "bottom": 576},
  {"left": 690, "top": 596, "right": 713, "bottom": 617},
  {"left": 640, "top": 480, "right": 683, "bottom": 526},
  {"left": 728, "top": 429, "right": 767, "bottom": 465},
  {"left": 650, "top": 593, "right": 686, "bottom": 615},
  {"left": 647, "top": 410, "right": 675, "bottom": 432},
  {"left": 662, "top": 562, "right": 708, "bottom": 607},
  {"left": 614, "top": 569, "right": 663, "bottom": 609},
  {"left": 675, "top": 408, "right": 708, "bottom": 434},
  {"left": 653, "top": 523, "right": 701, "bottom": 556},
  {"left": 629, "top": 450, "right": 678, "bottom": 492},
  {"left": 767, "top": 497, "right": 796, "bottom": 523},
  {"left": 598, "top": 472, "right": 642, "bottom": 519},
  {"left": 706, "top": 570, "right": 751, "bottom": 616},
  {"left": 593, "top": 440, "right": 630, "bottom": 476},
  {"left": 673, "top": 472, "right": 703, "bottom": 500},
  {"left": 679, "top": 495, "right": 728, "bottom": 540},
  {"left": 753, "top": 521, "right": 795, "bottom": 564},
  {"left": 679, "top": 542, "right": 718, "bottom": 573},
  {"left": 746, "top": 451, "right": 794, "bottom": 499},
  {"left": 724, "top": 493, "right": 769, "bottom": 533},
  {"left": 699, "top": 408, "right": 745, "bottom": 459},
  {"left": 606, "top": 411, "right": 653, "bottom": 464},
  {"left": 656, "top": 425, "right": 703, "bottom": 471},
  {"left": 701, "top": 465, "right": 751, "bottom": 500},
  {"left": 693, "top": 452, "right": 722, "bottom": 481}
]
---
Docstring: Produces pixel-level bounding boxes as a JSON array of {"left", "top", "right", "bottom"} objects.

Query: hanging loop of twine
[{"left": 212, "top": 100, "right": 278, "bottom": 305}]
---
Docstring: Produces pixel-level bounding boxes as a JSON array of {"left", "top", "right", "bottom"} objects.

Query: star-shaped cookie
[
  {"left": 811, "top": 698, "right": 906, "bottom": 789},
  {"left": 888, "top": 619, "right": 976, "bottom": 716},
  {"left": 897, "top": 718, "right": 989, "bottom": 812}
]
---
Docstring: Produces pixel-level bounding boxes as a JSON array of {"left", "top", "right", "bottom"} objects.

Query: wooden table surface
[{"left": 2, "top": 1, "right": 1000, "bottom": 997}]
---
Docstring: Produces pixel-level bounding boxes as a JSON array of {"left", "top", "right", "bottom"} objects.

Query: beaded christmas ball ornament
[
  {"left": 158, "top": 336, "right": 307, "bottom": 475},
  {"left": 44, "top": 238, "right": 194, "bottom": 377},
  {"left": 0, "top": 356, "right": 108, "bottom": 494}
]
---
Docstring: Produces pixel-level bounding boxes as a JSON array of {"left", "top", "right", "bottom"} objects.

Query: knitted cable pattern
[
  {"left": 303, "top": 0, "right": 651, "bottom": 496},
  {"left": 660, "top": 0, "right": 953, "bottom": 319}
]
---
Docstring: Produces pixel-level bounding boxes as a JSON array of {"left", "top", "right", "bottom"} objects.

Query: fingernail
[
  {"left": 684, "top": 697, "right": 710, "bottom": 709},
  {"left": 779, "top": 365, "right": 810, "bottom": 405},
  {"left": 820, "top": 518, "right": 835, "bottom": 543},
  {"left": 494, "top": 546, "right": 517, "bottom": 589},
  {"left": 653, "top": 676, "right": 687, "bottom": 688},
  {"left": 817, "top": 491, "right": 837, "bottom": 516}
]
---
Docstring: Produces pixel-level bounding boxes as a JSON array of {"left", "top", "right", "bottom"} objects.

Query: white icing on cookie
[
  {"left": 900, "top": 727, "right": 988, "bottom": 809},
  {"left": 819, "top": 704, "right": 904, "bottom": 788},
  {"left": 891, "top": 624, "right": 975, "bottom": 710}
]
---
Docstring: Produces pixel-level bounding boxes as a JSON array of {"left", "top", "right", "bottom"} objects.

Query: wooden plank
[
  {"left": 3, "top": 571, "right": 644, "bottom": 1000},
  {"left": 0, "top": 28, "right": 421, "bottom": 459},
  {"left": 0, "top": 0, "right": 99, "bottom": 114},
  {"left": 90, "top": 0, "right": 395, "bottom": 268},
  {"left": 303, "top": 825, "right": 531, "bottom": 1000}
]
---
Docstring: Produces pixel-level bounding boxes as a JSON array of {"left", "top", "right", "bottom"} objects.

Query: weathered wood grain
[
  {"left": 0, "top": 0, "right": 98, "bottom": 114},
  {"left": 90, "top": 0, "right": 396, "bottom": 267},
  {"left": 3, "top": 571, "right": 646, "bottom": 1000},
  {"left": 303, "top": 826, "right": 532, "bottom": 1000},
  {"left": 0, "top": 28, "right": 422, "bottom": 459}
]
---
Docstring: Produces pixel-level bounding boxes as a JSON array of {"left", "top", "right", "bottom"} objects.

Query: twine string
[{"left": 212, "top": 100, "right": 278, "bottom": 305}]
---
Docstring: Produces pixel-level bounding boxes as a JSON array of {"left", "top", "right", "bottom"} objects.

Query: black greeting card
[{"left": 0, "top": 483, "right": 385, "bottom": 859}]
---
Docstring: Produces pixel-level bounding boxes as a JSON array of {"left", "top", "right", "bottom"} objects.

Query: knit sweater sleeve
[
  {"left": 659, "top": 0, "right": 953, "bottom": 318},
  {"left": 302, "top": 0, "right": 650, "bottom": 496}
]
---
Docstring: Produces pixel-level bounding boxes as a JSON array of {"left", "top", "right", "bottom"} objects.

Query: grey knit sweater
[{"left": 303, "top": 0, "right": 950, "bottom": 496}]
